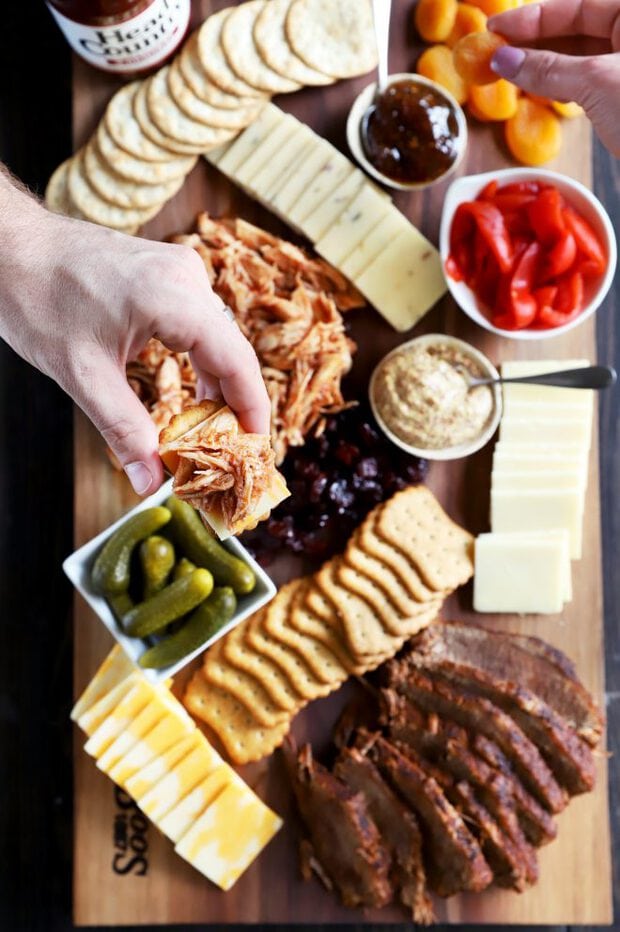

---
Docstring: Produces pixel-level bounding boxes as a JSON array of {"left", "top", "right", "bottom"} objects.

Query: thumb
[
  {"left": 491, "top": 45, "right": 593, "bottom": 106},
  {"left": 73, "top": 359, "right": 164, "bottom": 496}
]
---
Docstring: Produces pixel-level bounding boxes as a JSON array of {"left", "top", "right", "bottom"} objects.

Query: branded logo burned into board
[{"left": 112, "top": 787, "right": 149, "bottom": 877}]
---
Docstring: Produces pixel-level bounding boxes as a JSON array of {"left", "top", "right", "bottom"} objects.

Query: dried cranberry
[
  {"left": 335, "top": 441, "right": 360, "bottom": 465},
  {"left": 328, "top": 479, "right": 355, "bottom": 509},
  {"left": 359, "top": 421, "right": 380, "bottom": 446},
  {"left": 310, "top": 475, "right": 329, "bottom": 502},
  {"left": 355, "top": 456, "right": 379, "bottom": 479}
]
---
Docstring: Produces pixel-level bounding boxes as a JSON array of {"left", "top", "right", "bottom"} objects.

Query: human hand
[
  {"left": 489, "top": 0, "right": 620, "bottom": 156},
  {"left": 0, "top": 173, "right": 270, "bottom": 495}
]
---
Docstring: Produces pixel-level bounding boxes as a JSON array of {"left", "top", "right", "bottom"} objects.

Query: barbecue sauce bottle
[{"left": 45, "top": 0, "right": 191, "bottom": 74}]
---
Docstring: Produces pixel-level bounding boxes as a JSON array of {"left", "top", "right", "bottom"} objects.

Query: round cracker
[
  {"left": 134, "top": 79, "right": 205, "bottom": 156},
  {"left": 286, "top": 0, "right": 378, "bottom": 79},
  {"left": 147, "top": 67, "right": 238, "bottom": 150},
  {"left": 97, "top": 121, "right": 195, "bottom": 185},
  {"left": 83, "top": 139, "right": 184, "bottom": 210},
  {"left": 45, "top": 158, "right": 85, "bottom": 218},
  {"left": 179, "top": 32, "right": 259, "bottom": 111},
  {"left": 104, "top": 82, "right": 180, "bottom": 163},
  {"left": 68, "top": 149, "right": 159, "bottom": 230},
  {"left": 196, "top": 9, "right": 267, "bottom": 99},
  {"left": 221, "top": 1, "right": 300, "bottom": 94},
  {"left": 167, "top": 57, "right": 263, "bottom": 130},
  {"left": 254, "top": 0, "right": 333, "bottom": 87}
]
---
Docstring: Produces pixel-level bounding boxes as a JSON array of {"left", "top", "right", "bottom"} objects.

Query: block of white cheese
[
  {"left": 354, "top": 226, "right": 447, "bottom": 332},
  {"left": 158, "top": 765, "right": 231, "bottom": 844},
  {"left": 235, "top": 114, "right": 300, "bottom": 188},
  {"left": 270, "top": 142, "right": 338, "bottom": 220},
  {"left": 501, "top": 359, "right": 593, "bottom": 406},
  {"left": 502, "top": 399, "right": 594, "bottom": 427},
  {"left": 108, "top": 712, "right": 196, "bottom": 788},
  {"left": 71, "top": 645, "right": 135, "bottom": 722},
  {"left": 215, "top": 104, "right": 285, "bottom": 176},
  {"left": 473, "top": 531, "right": 570, "bottom": 613},
  {"left": 83, "top": 678, "right": 157, "bottom": 758},
  {"left": 251, "top": 123, "right": 315, "bottom": 201},
  {"left": 288, "top": 150, "right": 355, "bottom": 226},
  {"left": 340, "top": 210, "right": 409, "bottom": 280},
  {"left": 137, "top": 739, "right": 223, "bottom": 820},
  {"left": 499, "top": 417, "right": 592, "bottom": 448},
  {"left": 314, "top": 185, "right": 392, "bottom": 267},
  {"left": 297, "top": 167, "right": 365, "bottom": 240},
  {"left": 124, "top": 732, "right": 202, "bottom": 801},
  {"left": 493, "top": 442, "right": 588, "bottom": 464},
  {"left": 491, "top": 468, "right": 587, "bottom": 491},
  {"left": 490, "top": 487, "right": 584, "bottom": 559},
  {"left": 174, "top": 781, "right": 283, "bottom": 890}
]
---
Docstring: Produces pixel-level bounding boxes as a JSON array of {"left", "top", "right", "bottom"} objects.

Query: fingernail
[
  {"left": 125, "top": 461, "right": 153, "bottom": 495},
  {"left": 491, "top": 45, "right": 526, "bottom": 79}
]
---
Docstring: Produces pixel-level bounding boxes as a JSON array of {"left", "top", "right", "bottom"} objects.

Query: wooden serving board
[{"left": 71, "top": 1, "right": 612, "bottom": 925}]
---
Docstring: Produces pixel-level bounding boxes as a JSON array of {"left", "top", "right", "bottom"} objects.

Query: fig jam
[{"left": 363, "top": 79, "right": 460, "bottom": 184}]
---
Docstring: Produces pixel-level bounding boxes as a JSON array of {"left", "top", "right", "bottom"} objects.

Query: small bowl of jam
[{"left": 347, "top": 73, "right": 468, "bottom": 191}]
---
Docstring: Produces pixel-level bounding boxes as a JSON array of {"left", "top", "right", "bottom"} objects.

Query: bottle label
[{"left": 46, "top": 0, "right": 191, "bottom": 73}]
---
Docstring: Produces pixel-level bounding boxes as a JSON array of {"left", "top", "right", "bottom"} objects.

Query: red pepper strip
[
  {"left": 539, "top": 230, "right": 577, "bottom": 281},
  {"left": 456, "top": 202, "right": 513, "bottom": 273},
  {"left": 505, "top": 242, "right": 540, "bottom": 329},
  {"left": 479, "top": 179, "right": 499, "bottom": 200},
  {"left": 497, "top": 181, "right": 545, "bottom": 196},
  {"left": 577, "top": 257, "right": 606, "bottom": 278},
  {"left": 527, "top": 188, "right": 566, "bottom": 245},
  {"left": 554, "top": 269, "right": 584, "bottom": 314},
  {"left": 490, "top": 194, "right": 537, "bottom": 213},
  {"left": 563, "top": 207, "right": 606, "bottom": 275}
]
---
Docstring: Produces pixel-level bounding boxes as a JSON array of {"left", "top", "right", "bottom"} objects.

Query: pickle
[
  {"left": 139, "top": 587, "right": 237, "bottom": 670},
  {"left": 123, "top": 568, "right": 214, "bottom": 638},
  {"left": 108, "top": 591, "right": 134, "bottom": 624},
  {"left": 140, "top": 535, "right": 175, "bottom": 599},
  {"left": 173, "top": 557, "right": 196, "bottom": 581},
  {"left": 165, "top": 495, "right": 256, "bottom": 595},
  {"left": 91, "top": 506, "right": 171, "bottom": 595}
]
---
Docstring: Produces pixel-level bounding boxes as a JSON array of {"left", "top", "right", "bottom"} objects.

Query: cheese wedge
[
  {"left": 71, "top": 645, "right": 135, "bottom": 722},
  {"left": 174, "top": 781, "right": 283, "bottom": 890},
  {"left": 474, "top": 531, "right": 569, "bottom": 613},
  {"left": 83, "top": 678, "right": 157, "bottom": 758},
  {"left": 108, "top": 712, "right": 196, "bottom": 788},
  {"left": 354, "top": 226, "right": 446, "bottom": 332},
  {"left": 490, "top": 487, "right": 584, "bottom": 559},
  {"left": 215, "top": 104, "right": 285, "bottom": 176},
  {"left": 136, "top": 738, "right": 224, "bottom": 819},
  {"left": 77, "top": 672, "right": 142, "bottom": 737},
  {"left": 340, "top": 210, "right": 409, "bottom": 280},
  {"left": 314, "top": 185, "right": 392, "bottom": 267},
  {"left": 158, "top": 765, "right": 232, "bottom": 844},
  {"left": 124, "top": 732, "right": 202, "bottom": 800}
]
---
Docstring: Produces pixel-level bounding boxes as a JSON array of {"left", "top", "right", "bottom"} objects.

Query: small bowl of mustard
[
  {"left": 347, "top": 73, "right": 468, "bottom": 191},
  {"left": 369, "top": 334, "right": 502, "bottom": 460}
]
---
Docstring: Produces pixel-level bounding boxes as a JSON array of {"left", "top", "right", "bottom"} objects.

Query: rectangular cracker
[
  {"left": 374, "top": 488, "right": 474, "bottom": 591},
  {"left": 203, "top": 640, "right": 289, "bottom": 728},
  {"left": 345, "top": 528, "right": 433, "bottom": 617},
  {"left": 359, "top": 511, "right": 442, "bottom": 602},
  {"left": 247, "top": 609, "right": 332, "bottom": 702}
]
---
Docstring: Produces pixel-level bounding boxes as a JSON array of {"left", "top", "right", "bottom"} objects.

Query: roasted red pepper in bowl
[{"left": 446, "top": 180, "right": 607, "bottom": 331}]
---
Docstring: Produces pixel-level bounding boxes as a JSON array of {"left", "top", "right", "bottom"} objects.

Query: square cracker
[
  {"left": 183, "top": 670, "right": 289, "bottom": 765},
  {"left": 264, "top": 579, "right": 352, "bottom": 685},
  {"left": 313, "top": 557, "right": 404, "bottom": 661},
  {"left": 203, "top": 639, "right": 289, "bottom": 728},
  {"left": 221, "top": 609, "right": 302, "bottom": 713},
  {"left": 359, "top": 511, "right": 443, "bottom": 602},
  {"left": 375, "top": 487, "right": 475, "bottom": 591}
]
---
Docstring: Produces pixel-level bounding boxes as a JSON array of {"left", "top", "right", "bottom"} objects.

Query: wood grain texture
[{"left": 70, "top": 0, "right": 612, "bottom": 926}]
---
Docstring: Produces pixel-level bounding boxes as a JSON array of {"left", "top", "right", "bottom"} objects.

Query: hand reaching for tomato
[{"left": 489, "top": 0, "right": 620, "bottom": 157}]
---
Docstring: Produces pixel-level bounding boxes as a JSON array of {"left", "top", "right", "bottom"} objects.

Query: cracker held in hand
[
  {"left": 159, "top": 400, "right": 290, "bottom": 540},
  {"left": 286, "top": 0, "right": 378, "bottom": 79}
]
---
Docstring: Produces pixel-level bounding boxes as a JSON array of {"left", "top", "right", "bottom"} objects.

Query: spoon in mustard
[
  {"left": 360, "top": 0, "right": 392, "bottom": 155},
  {"left": 458, "top": 364, "right": 617, "bottom": 391}
]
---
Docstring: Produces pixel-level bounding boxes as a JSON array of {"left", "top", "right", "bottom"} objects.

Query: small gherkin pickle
[
  {"left": 139, "top": 587, "right": 237, "bottom": 669},
  {"left": 108, "top": 591, "right": 134, "bottom": 623},
  {"left": 166, "top": 495, "right": 256, "bottom": 595},
  {"left": 123, "top": 568, "right": 213, "bottom": 638},
  {"left": 92, "top": 506, "right": 171, "bottom": 595},
  {"left": 173, "top": 557, "right": 197, "bottom": 581},
  {"left": 140, "top": 535, "right": 175, "bottom": 599}
]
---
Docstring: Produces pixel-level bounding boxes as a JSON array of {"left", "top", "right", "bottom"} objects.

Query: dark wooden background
[{"left": 0, "top": 4, "right": 617, "bottom": 931}]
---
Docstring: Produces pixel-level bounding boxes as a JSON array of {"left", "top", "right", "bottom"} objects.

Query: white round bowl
[
  {"left": 439, "top": 167, "right": 617, "bottom": 341},
  {"left": 346, "top": 73, "right": 468, "bottom": 192},
  {"left": 369, "top": 333, "right": 503, "bottom": 461}
]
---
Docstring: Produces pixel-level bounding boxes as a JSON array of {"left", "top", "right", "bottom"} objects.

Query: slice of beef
[
  {"left": 334, "top": 747, "right": 435, "bottom": 924},
  {"left": 471, "top": 733, "right": 558, "bottom": 847},
  {"left": 403, "top": 656, "right": 596, "bottom": 795},
  {"left": 368, "top": 736, "right": 493, "bottom": 897},
  {"left": 410, "top": 622, "right": 604, "bottom": 747},
  {"left": 386, "top": 663, "right": 568, "bottom": 813},
  {"left": 286, "top": 743, "right": 392, "bottom": 908}
]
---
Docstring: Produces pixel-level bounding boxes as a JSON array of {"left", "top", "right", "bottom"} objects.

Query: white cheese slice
[
  {"left": 214, "top": 104, "right": 285, "bottom": 176},
  {"left": 340, "top": 209, "right": 409, "bottom": 280},
  {"left": 157, "top": 765, "right": 232, "bottom": 844},
  {"left": 76, "top": 672, "right": 142, "bottom": 737},
  {"left": 491, "top": 469, "right": 587, "bottom": 491},
  {"left": 248, "top": 123, "right": 312, "bottom": 199},
  {"left": 473, "top": 532, "right": 567, "bottom": 613},
  {"left": 270, "top": 143, "right": 339, "bottom": 220},
  {"left": 499, "top": 417, "right": 591, "bottom": 449},
  {"left": 174, "top": 781, "right": 283, "bottom": 890},
  {"left": 235, "top": 114, "right": 300, "bottom": 188},
  {"left": 83, "top": 678, "right": 157, "bottom": 759},
  {"left": 502, "top": 399, "right": 593, "bottom": 426},
  {"left": 108, "top": 711, "right": 196, "bottom": 788},
  {"left": 71, "top": 645, "right": 135, "bottom": 722},
  {"left": 354, "top": 226, "right": 446, "bottom": 332},
  {"left": 314, "top": 185, "right": 392, "bottom": 267},
  {"left": 124, "top": 732, "right": 201, "bottom": 801},
  {"left": 136, "top": 739, "right": 223, "bottom": 819},
  {"left": 287, "top": 150, "right": 355, "bottom": 226},
  {"left": 501, "top": 359, "right": 593, "bottom": 406},
  {"left": 490, "top": 487, "right": 584, "bottom": 559},
  {"left": 299, "top": 170, "right": 366, "bottom": 241}
]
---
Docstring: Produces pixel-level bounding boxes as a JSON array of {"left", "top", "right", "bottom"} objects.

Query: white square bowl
[{"left": 63, "top": 479, "right": 277, "bottom": 683}]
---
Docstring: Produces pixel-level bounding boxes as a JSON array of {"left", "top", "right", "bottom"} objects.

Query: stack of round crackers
[
  {"left": 184, "top": 487, "right": 475, "bottom": 765},
  {"left": 44, "top": 0, "right": 377, "bottom": 234}
]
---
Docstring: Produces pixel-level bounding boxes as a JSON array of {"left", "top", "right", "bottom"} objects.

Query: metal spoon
[
  {"left": 459, "top": 364, "right": 617, "bottom": 391},
  {"left": 360, "top": 0, "right": 392, "bottom": 156}
]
